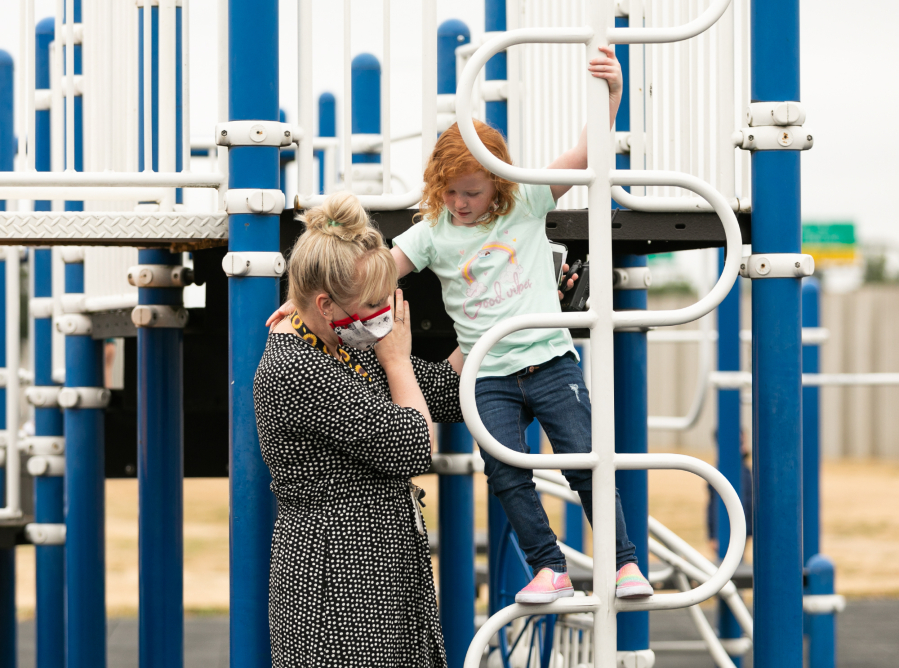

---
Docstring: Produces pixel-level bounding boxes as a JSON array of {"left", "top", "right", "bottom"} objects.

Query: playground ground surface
[{"left": 10, "top": 451, "right": 899, "bottom": 615}]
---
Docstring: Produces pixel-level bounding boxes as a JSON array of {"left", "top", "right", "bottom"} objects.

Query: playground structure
[{"left": 1, "top": 0, "right": 889, "bottom": 667}]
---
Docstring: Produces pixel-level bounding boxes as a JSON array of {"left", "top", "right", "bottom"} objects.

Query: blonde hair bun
[{"left": 302, "top": 191, "right": 371, "bottom": 242}]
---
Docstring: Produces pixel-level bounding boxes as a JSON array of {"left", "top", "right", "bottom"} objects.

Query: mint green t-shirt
[{"left": 394, "top": 183, "right": 577, "bottom": 378}]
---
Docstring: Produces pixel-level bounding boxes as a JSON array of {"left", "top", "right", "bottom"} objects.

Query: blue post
[
  {"left": 316, "top": 93, "right": 335, "bottom": 194},
  {"left": 436, "top": 19, "right": 474, "bottom": 668},
  {"left": 64, "top": 254, "right": 107, "bottom": 668},
  {"left": 750, "top": 0, "right": 804, "bottom": 665},
  {"left": 0, "top": 46, "right": 14, "bottom": 668},
  {"left": 484, "top": 0, "right": 507, "bottom": 134},
  {"left": 137, "top": 7, "right": 185, "bottom": 666},
  {"left": 806, "top": 554, "right": 836, "bottom": 668},
  {"left": 613, "top": 256, "right": 649, "bottom": 652},
  {"left": 35, "top": 18, "right": 55, "bottom": 212},
  {"left": 228, "top": 0, "right": 280, "bottom": 665},
  {"left": 715, "top": 247, "right": 744, "bottom": 662},
  {"left": 351, "top": 54, "right": 380, "bottom": 164},
  {"left": 801, "top": 278, "right": 820, "bottom": 562}
]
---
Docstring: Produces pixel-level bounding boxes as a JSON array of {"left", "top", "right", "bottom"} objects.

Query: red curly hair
[{"left": 417, "top": 120, "right": 518, "bottom": 227}]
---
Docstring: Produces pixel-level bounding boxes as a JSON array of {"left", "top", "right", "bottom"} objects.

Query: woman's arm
[
  {"left": 548, "top": 45, "right": 623, "bottom": 202},
  {"left": 375, "top": 289, "right": 436, "bottom": 446}
]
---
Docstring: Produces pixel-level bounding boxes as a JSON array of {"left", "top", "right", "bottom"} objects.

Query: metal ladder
[{"left": 453, "top": 2, "right": 747, "bottom": 666}]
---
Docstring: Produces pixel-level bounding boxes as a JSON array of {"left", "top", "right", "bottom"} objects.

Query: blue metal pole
[
  {"left": 351, "top": 54, "right": 380, "bottom": 165},
  {"left": 715, "top": 247, "right": 744, "bottom": 663},
  {"left": 436, "top": 19, "right": 474, "bottom": 668},
  {"left": 228, "top": 0, "right": 280, "bottom": 665},
  {"left": 0, "top": 47, "right": 14, "bottom": 668},
  {"left": 484, "top": 0, "right": 507, "bottom": 134},
  {"left": 806, "top": 554, "right": 836, "bottom": 668},
  {"left": 35, "top": 18, "right": 54, "bottom": 213},
  {"left": 750, "top": 0, "right": 803, "bottom": 664},
  {"left": 137, "top": 8, "right": 185, "bottom": 667},
  {"left": 64, "top": 255, "right": 106, "bottom": 668},
  {"left": 613, "top": 256, "right": 649, "bottom": 652},
  {"left": 801, "top": 278, "right": 820, "bottom": 563},
  {"left": 316, "top": 93, "right": 335, "bottom": 194}
]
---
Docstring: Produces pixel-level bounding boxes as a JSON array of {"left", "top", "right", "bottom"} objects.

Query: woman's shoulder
[{"left": 255, "top": 333, "right": 322, "bottom": 386}]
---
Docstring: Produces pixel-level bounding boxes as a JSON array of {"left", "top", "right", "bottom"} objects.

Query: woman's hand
[
  {"left": 265, "top": 300, "right": 297, "bottom": 329},
  {"left": 374, "top": 289, "right": 413, "bottom": 371}
]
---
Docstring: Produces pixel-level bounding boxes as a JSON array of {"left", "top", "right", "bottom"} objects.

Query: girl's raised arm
[{"left": 547, "top": 45, "right": 623, "bottom": 202}]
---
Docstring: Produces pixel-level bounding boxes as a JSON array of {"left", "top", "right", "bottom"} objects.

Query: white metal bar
[
  {"left": 0, "top": 187, "right": 169, "bottom": 200},
  {"left": 65, "top": 0, "right": 76, "bottom": 172},
  {"left": 716, "top": 0, "right": 735, "bottom": 200},
  {"left": 181, "top": 0, "right": 191, "bottom": 175},
  {"left": 297, "top": 0, "right": 314, "bottom": 199},
  {"left": 342, "top": 0, "right": 352, "bottom": 192},
  {"left": 216, "top": 0, "right": 228, "bottom": 210},
  {"left": 420, "top": 0, "right": 437, "bottom": 171},
  {"left": 739, "top": 0, "right": 749, "bottom": 200},
  {"left": 159, "top": 0, "right": 177, "bottom": 210},
  {"left": 0, "top": 250, "right": 22, "bottom": 519},
  {"left": 26, "top": 0, "right": 37, "bottom": 171},
  {"left": 608, "top": 0, "right": 732, "bottom": 44},
  {"left": 0, "top": 172, "right": 224, "bottom": 187},
  {"left": 675, "top": 572, "right": 739, "bottom": 668},
  {"left": 143, "top": 0, "right": 153, "bottom": 171},
  {"left": 381, "top": 0, "right": 391, "bottom": 195},
  {"left": 711, "top": 371, "right": 899, "bottom": 389}
]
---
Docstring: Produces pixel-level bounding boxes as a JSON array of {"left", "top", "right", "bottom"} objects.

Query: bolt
[
  {"left": 221, "top": 130, "right": 227, "bottom": 136},
  {"left": 795, "top": 261, "right": 801, "bottom": 268},
  {"left": 457, "top": 35, "right": 465, "bottom": 42},
  {"left": 807, "top": 134, "right": 813, "bottom": 141},
  {"left": 245, "top": 260, "right": 251, "bottom": 267},
  {"left": 741, "top": 263, "right": 746, "bottom": 270},
  {"left": 284, "top": 130, "right": 290, "bottom": 137},
  {"left": 748, "top": 134, "right": 754, "bottom": 141}
]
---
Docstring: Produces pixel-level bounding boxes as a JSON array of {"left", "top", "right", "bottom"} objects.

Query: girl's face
[{"left": 443, "top": 171, "right": 497, "bottom": 227}]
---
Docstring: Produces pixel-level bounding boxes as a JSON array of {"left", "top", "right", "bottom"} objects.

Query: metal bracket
[
  {"left": 215, "top": 121, "right": 295, "bottom": 148},
  {"left": 27, "top": 455, "right": 65, "bottom": 477},
  {"left": 734, "top": 126, "right": 813, "bottom": 151},
  {"left": 58, "top": 387, "right": 112, "bottom": 409},
  {"left": 746, "top": 101, "right": 807, "bottom": 127},
  {"left": 613, "top": 267, "right": 652, "bottom": 290},
  {"left": 21, "top": 436, "right": 65, "bottom": 456},
  {"left": 60, "top": 294, "right": 88, "bottom": 314},
  {"left": 616, "top": 649, "right": 655, "bottom": 668},
  {"left": 740, "top": 254, "right": 815, "bottom": 279},
  {"left": 222, "top": 251, "right": 286, "bottom": 278},
  {"left": 131, "top": 305, "right": 189, "bottom": 329},
  {"left": 56, "top": 313, "right": 93, "bottom": 335},
  {"left": 224, "top": 189, "right": 286, "bottom": 215},
  {"left": 24, "top": 523, "right": 66, "bottom": 546},
  {"left": 429, "top": 453, "right": 484, "bottom": 475},
  {"left": 29, "top": 297, "right": 54, "bottom": 319},
  {"left": 127, "top": 264, "right": 194, "bottom": 288},
  {"left": 26, "top": 386, "right": 62, "bottom": 408},
  {"left": 61, "top": 247, "right": 85, "bottom": 264}
]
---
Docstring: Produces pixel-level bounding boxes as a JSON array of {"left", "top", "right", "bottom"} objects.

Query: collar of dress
[{"left": 289, "top": 311, "right": 372, "bottom": 383}]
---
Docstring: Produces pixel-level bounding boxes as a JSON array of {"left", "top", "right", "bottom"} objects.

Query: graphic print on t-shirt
[{"left": 460, "top": 238, "right": 534, "bottom": 320}]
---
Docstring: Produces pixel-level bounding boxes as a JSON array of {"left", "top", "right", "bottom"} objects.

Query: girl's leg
[
  {"left": 521, "top": 355, "right": 637, "bottom": 569},
  {"left": 475, "top": 374, "right": 567, "bottom": 574}
]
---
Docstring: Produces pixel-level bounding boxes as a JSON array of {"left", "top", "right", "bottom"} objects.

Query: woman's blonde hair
[
  {"left": 288, "top": 191, "right": 397, "bottom": 310},
  {"left": 417, "top": 120, "right": 518, "bottom": 227}
]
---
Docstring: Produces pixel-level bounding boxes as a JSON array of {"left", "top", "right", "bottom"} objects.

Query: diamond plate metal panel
[{"left": 0, "top": 212, "right": 229, "bottom": 246}]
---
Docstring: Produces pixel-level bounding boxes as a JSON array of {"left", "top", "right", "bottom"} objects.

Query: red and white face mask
[{"left": 329, "top": 304, "right": 393, "bottom": 351}]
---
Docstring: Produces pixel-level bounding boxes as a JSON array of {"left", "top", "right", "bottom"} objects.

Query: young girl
[{"left": 271, "top": 46, "right": 652, "bottom": 603}]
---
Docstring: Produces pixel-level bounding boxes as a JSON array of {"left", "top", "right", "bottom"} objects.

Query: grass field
[{"left": 12, "top": 454, "right": 899, "bottom": 616}]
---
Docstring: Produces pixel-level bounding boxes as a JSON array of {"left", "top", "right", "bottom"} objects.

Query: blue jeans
[{"left": 476, "top": 353, "right": 637, "bottom": 573}]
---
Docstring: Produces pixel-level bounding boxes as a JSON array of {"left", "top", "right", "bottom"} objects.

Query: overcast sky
[{"left": 1, "top": 0, "right": 897, "bottom": 249}]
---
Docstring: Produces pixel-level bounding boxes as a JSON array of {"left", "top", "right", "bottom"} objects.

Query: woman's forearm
[{"left": 383, "top": 360, "right": 436, "bottom": 448}]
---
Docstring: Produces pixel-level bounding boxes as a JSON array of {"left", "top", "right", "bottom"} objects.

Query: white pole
[
  {"left": 26, "top": 0, "right": 37, "bottom": 172},
  {"left": 420, "top": 0, "right": 437, "bottom": 173},
  {"left": 297, "top": 0, "right": 314, "bottom": 200},
  {"left": 65, "top": 0, "right": 75, "bottom": 172},
  {"left": 0, "top": 249, "right": 22, "bottom": 519},
  {"left": 143, "top": 0, "right": 154, "bottom": 172},
  {"left": 381, "top": 0, "right": 391, "bottom": 195},
  {"left": 216, "top": 0, "right": 228, "bottom": 210},
  {"left": 181, "top": 0, "right": 191, "bottom": 176},
  {"left": 159, "top": 0, "right": 176, "bottom": 210},
  {"left": 342, "top": 0, "right": 352, "bottom": 192},
  {"left": 716, "top": 0, "right": 735, "bottom": 200}
]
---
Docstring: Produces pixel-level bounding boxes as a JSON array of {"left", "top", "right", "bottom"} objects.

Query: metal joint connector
[
  {"left": 58, "top": 387, "right": 112, "bottom": 409},
  {"left": 61, "top": 247, "right": 85, "bottom": 264},
  {"left": 26, "top": 386, "right": 62, "bottom": 408},
  {"left": 0, "top": 437, "right": 5, "bottom": 467},
  {"left": 224, "top": 189, "right": 286, "bottom": 215},
  {"left": 429, "top": 453, "right": 484, "bottom": 475},
  {"left": 127, "top": 264, "right": 195, "bottom": 288},
  {"left": 215, "top": 121, "right": 295, "bottom": 148},
  {"left": 615, "top": 649, "right": 655, "bottom": 668},
  {"left": 0, "top": 369, "right": 6, "bottom": 388},
  {"left": 27, "top": 455, "right": 65, "bottom": 477},
  {"left": 56, "top": 313, "right": 93, "bottom": 335},
  {"left": 222, "top": 252, "right": 286, "bottom": 278},
  {"left": 60, "top": 294, "right": 88, "bottom": 314},
  {"left": 803, "top": 594, "right": 846, "bottom": 615},
  {"left": 21, "top": 436, "right": 65, "bottom": 456},
  {"left": 740, "top": 254, "right": 814, "bottom": 279},
  {"left": 29, "top": 297, "right": 54, "bottom": 319},
  {"left": 131, "top": 305, "right": 189, "bottom": 329},
  {"left": 481, "top": 80, "right": 508, "bottom": 102},
  {"left": 734, "top": 126, "right": 814, "bottom": 152},
  {"left": 746, "top": 101, "right": 807, "bottom": 127},
  {"left": 24, "top": 523, "right": 66, "bottom": 546},
  {"left": 613, "top": 267, "right": 652, "bottom": 290},
  {"left": 615, "top": 131, "right": 632, "bottom": 155}
]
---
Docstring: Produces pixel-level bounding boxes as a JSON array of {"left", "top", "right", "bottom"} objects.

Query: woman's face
[
  {"left": 331, "top": 292, "right": 391, "bottom": 320},
  {"left": 443, "top": 171, "right": 497, "bottom": 227}
]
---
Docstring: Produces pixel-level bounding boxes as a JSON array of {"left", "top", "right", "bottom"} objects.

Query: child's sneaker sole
[
  {"left": 516, "top": 587, "right": 575, "bottom": 604},
  {"left": 616, "top": 583, "right": 654, "bottom": 598}
]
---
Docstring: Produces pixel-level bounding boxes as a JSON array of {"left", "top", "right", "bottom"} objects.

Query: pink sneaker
[
  {"left": 616, "top": 563, "right": 653, "bottom": 598},
  {"left": 515, "top": 568, "right": 575, "bottom": 604}
]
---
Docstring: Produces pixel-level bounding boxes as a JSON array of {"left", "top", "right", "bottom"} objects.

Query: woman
[{"left": 254, "top": 191, "right": 463, "bottom": 668}]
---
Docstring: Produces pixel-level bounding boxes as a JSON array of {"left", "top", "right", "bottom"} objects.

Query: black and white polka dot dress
[{"left": 254, "top": 326, "right": 462, "bottom": 668}]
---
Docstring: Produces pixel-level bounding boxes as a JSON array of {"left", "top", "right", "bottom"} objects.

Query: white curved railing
[
  {"left": 611, "top": 185, "right": 746, "bottom": 213},
  {"left": 607, "top": 0, "right": 733, "bottom": 44}
]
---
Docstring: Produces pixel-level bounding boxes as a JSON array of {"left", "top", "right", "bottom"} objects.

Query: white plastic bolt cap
[
  {"left": 27, "top": 456, "right": 50, "bottom": 476},
  {"left": 247, "top": 190, "right": 277, "bottom": 214},
  {"left": 773, "top": 102, "right": 803, "bottom": 125},
  {"left": 137, "top": 267, "right": 155, "bottom": 286},
  {"left": 249, "top": 124, "right": 267, "bottom": 143},
  {"left": 57, "top": 388, "right": 80, "bottom": 408},
  {"left": 29, "top": 389, "right": 49, "bottom": 406},
  {"left": 132, "top": 306, "right": 157, "bottom": 327}
]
